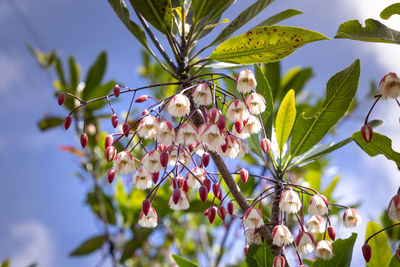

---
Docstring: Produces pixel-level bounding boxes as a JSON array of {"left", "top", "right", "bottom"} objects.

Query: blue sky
[{"left": 0, "top": 0, "right": 399, "bottom": 266}]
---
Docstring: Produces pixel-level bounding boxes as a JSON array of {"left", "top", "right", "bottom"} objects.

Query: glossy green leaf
[
  {"left": 388, "top": 254, "right": 400, "bottom": 267},
  {"left": 255, "top": 65, "right": 274, "bottom": 139},
  {"left": 311, "top": 233, "right": 357, "bottom": 267},
  {"left": 209, "top": 26, "right": 328, "bottom": 64},
  {"left": 192, "top": 0, "right": 232, "bottom": 24},
  {"left": 129, "top": 0, "right": 173, "bottom": 33},
  {"left": 290, "top": 59, "right": 360, "bottom": 157},
  {"left": 245, "top": 241, "right": 274, "bottom": 267},
  {"left": 275, "top": 89, "right": 296, "bottom": 154},
  {"left": 172, "top": 254, "right": 198, "bottom": 267},
  {"left": 365, "top": 221, "right": 391, "bottom": 267},
  {"left": 380, "top": 3, "right": 400, "bottom": 20},
  {"left": 335, "top": 19, "right": 400, "bottom": 44},
  {"left": 352, "top": 131, "right": 400, "bottom": 169},
  {"left": 209, "top": 0, "right": 274, "bottom": 46},
  {"left": 83, "top": 51, "right": 106, "bottom": 100},
  {"left": 68, "top": 56, "right": 80, "bottom": 91},
  {"left": 70, "top": 235, "right": 107, "bottom": 256},
  {"left": 278, "top": 66, "right": 313, "bottom": 101},
  {"left": 86, "top": 80, "right": 116, "bottom": 111},
  {"left": 263, "top": 62, "right": 281, "bottom": 101},
  {"left": 38, "top": 116, "right": 64, "bottom": 131},
  {"left": 255, "top": 9, "right": 304, "bottom": 27}
]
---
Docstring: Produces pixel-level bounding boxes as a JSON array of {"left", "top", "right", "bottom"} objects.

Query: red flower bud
[
  {"left": 152, "top": 172, "right": 159, "bottom": 183},
  {"left": 273, "top": 256, "right": 285, "bottom": 267},
  {"left": 203, "top": 209, "right": 208, "bottom": 216},
  {"left": 172, "top": 189, "right": 181, "bottom": 205},
  {"left": 122, "top": 123, "right": 130, "bottom": 137},
  {"left": 217, "top": 206, "right": 226, "bottom": 220},
  {"left": 113, "top": 84, "right": 120, "bottom": 97},
  {"left": 188, "top": 143, "right": 196, "bottom": 153},
  {"left": 203, "top": 178, "right": 211, "bottom": 192},
  {"left": 208, "top": 207, "right": 217, "bottom": 223},
  {"left": 240, "top": 168, "right": 249, "bottom": 183},
  {"left": 58, "top": 93, "right": 66, "bottom": 105},
  {"left": 105, "top": 146, "right": 116, "bottom": 162},
  {"left": 202, "top": 152, "right": 210, "bottom": 167},
  {"left": 80, "top": 133, "right": 88, "bottom": 148},
  {"left": 142, "top": 199, "right": 151, "bottom": 216},
  {"left": 227, "top": 201, "right": 234, "bottom": 215},
  {"left": 111, "top": 114, "right": 118, "bottom": 128},
  {"left": 213, "top": 183, "right": 221, "bottom": 198},
  {"left": 361, "top": 125, "right": 373, "bottom": 143},
  {"left": 105, "top": 135, "right": 113, "bottom": 148},
  {"left": 235, "top": 120, "right": 244, "bottom": 133},
  {"left": 221, "top": 141, "right": 228, "bottom": 153},
  {"left": 160, "top": 152, "right": 169, "bottom": 168},
  {"left": 362, "top": 243, "right": 372, "bottom": 262},
  {"left": 183, "top": 180, "right": 189, "bottom": 193},
  {"left": 244, "top": 245, "right": 249, "bottom": 256},
  {"left": 107, "top": 169, "right": 115, "bottom": 183},
  {"left": 64, "top": 115, "right": 72, "bottom": 130},
  {"left": 142, "top": 110, "right": 149, "bottom": 116},
  {"left": 199, "top": 185, "right": 208, "bottom": 202},
  {"left": 328, "top": 226, "right": 336, "bottom": 241},
  {"left": 260, "top": 138, "right": 271, "bottom": 154},
  {"left": 135, "top": 95, "right": 148, "bottom": 103},
  {"left": 217, "top": 114, "right": 226, "bottom": 131}
]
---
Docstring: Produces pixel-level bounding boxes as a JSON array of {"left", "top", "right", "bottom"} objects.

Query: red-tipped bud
[
  {"left": 227, "top": 201, "right": 234, "bottom": 215},
  {"left": 80, "top": 133, "right": 88, "bottom": 148},
  {"left": 122, "top": 123, "right": 130, "bottom": 137},
  {"left": 113, "top": 84, "right": 120, "bottom": 97},
  {"left": 58, "top": 93, "right": 66, "bottom": 105},
  {"left": 209, "top": 108, "right": 221, "bottom": 123},
  {"left": 199, "top": 185, "right": 208, "bottom": 202},
  {"left": 160, "top": 152, "right": 169, "bottom": 168},
  {"left": 273, "top": 255, "right": 285, "bottom": 267},
  {"left": 105, "top": 135, "right": 113, "bottom": 148},
  {"left": 362, "top": 243, "right": 371, "bottom": 262},
  {"left": 235, "top": 120, "right": 244, "bottom": 133},
  {"left": 183, "top": 180, "right": 189, "bottom": 193},
  {"left": 105, "top": 146, "right": 116, "bottom": 162},
  {"left": 361, "top": 125, "right": 373, "bottom": 143},
  {"left": 152, "top": 172, "right": 159, "bottom": 183},
  {"left": 217, "top": 206, "right": 226, "bottom": 220},
  {"left": 244, "top": 245, "right": 249, "bottom": 256},
  {"left": 188, "top": 143, "right": 196, "bottom": 153},
  {"left": 142, "top": 199, "right": 151, "bottom": 216},
  {"left": 172, "top": 189, "right": 181, "bottom": 205},
  {"left": 142, "top": 110, "right": 149, "bottom": 116},
  {"left": 203, "top": 178, "right": 211, "bottom": 192},
  {"left": 240, "top": 168, "right": 249, "bottom": 183},
  {"left": 111, "top": 114, "right": 118, "bottom": 128},
  {"left": 202, "top": 152, "right": 210, "bottom": 167},
  {"left": 328, "top": 226, "right": 336, "bottom": 241},
  {"left": 64, "top": 115, "right": 72, "bottom": 130},
  {"left": 135, "top": 95, "right": 148, "bottom": 103},
  {"left": 260, "top": 138, "right": 271, "bottom": 154},
  {"left": 208, "top": 207, "right": 217, "bottom": 223},
  {"left": 213, "top": 183, "right": 221, "bottom": 198},
  {"left": 217, "top": 114, "right": 226, "bottom": 131},
  {"left": 107, "top": 169, "right": 115, "bottom": 183},
  {"left": 221, "top": 140, "right": 228, "bottom": 153}
]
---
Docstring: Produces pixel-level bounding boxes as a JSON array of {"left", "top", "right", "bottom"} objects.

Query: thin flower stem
[
  {"left": 125, "top": 91, "right": 137, "bottom": 123},
  {"left": 364, "top": 95, "right": 381, "bottom": 125},
  {"left": 365, "top": 223, "right": 400, "bottom": 244}
]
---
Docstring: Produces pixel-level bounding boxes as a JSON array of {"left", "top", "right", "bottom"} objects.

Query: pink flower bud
[
  {"left": 216, "top": 114, "right": 226, "bottom": 131},
  {"left": 111, "top": 114, "right": 118, "bottom": 128},
  {"left": 135, "top": 95, "right": 148, "bottom": 103},
  {"left": 240, "top": 168, "right": 249, "bottom": 183},
  {"left": 80, "top": 133, "right": 88, "bottom": 148},
  {"left": 209, "top": 108, "right": 221, "bottom": 124},
  {"left": 107, "top": 169, "right": 115, "bottom": 183},
  {"left": 160, "top": 151, "right": 169, "bottom": 168},
  {"left": 105, "top": 135, "right": 113, "bottom": 148},
  {"left": 213, "top": 183, "right": 221, "bottom": 198},
  {"left": 142, "top": 199, "right": 151, "bottom": 216},
  {"left": 227, "top": 201, "right": 234, "bottom": 215},
  {"left": 235, "top": 120, "right": 244, "bottom": 133},
  {"left": 203, "top": 178, "right": 211, "bottom": 192},
  {"left": 244, "top": 245, "right": 249, "bottom": 256},
  {"left": 273, "top": 256, "right": 285, "bottom": 267},
  {"left": 172, "top": 189, "right": 181, "bottom": 205},
  {"left": 58, "top": 93, "right": 66, "bottom": 105},
  {"left": 328, "top": 226, "right": 335, "bottom": 241},
  {"left": 122, "top": 123, "right": 130, "bottom": 137},
  {"left": 362, "top": 243, "right": 371, "bottom": 262},
  {"left": 183, "top": 180, "right": 189, "bottom": 193},
  {"left": 151, "top": 172, "right": 159, "bottom": 183},
  {"left": 260, "top": 138, "right": 271, "bottom": 154},
  {"left": 199, "top": 185, "right": 208, "bottom": 202},
  {"left": 105, "top": 146, "right": 116, "bottom": 162},
  {"left": 113, "top": 84, "right": 120, "bottom": 97},
  {"left": 217, "top": 206, "right": 226, "bottom": 220},
  {"left": 202, "top": 152, "right": 210, "bottom": 167},
  {"left": 361, "top": 125, "right": 373, "bottom": 143},
  {"left": 208, "top": 206, "right": 217, "bottom": 223},
  {"left": 64, "top": 115, "right": 72, "bottom": 130}
]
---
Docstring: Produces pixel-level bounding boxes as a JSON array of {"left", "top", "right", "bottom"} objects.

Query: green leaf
[
  {"left": 86, "top": 80, "right": 116, "bottom": 111},
  {"left": 388, "top": 254, "right": 400, "bottom": 267},
  {"left": 278, "top": 66, "right": 313, "bottom": 101},
  {"left": 86, "top": 190, "right": 116, "bottom": 225},
  {"left": 70, "top": 235, "right": 107, "bottom": 256},
  {"left": 255, "top": 65, "right": 274, "bottom": 139},
  {"left": 365, "top": 221, "right": 391, "bottom": 267},
  {"left": 209, "top": 0, "right": 274, "bottom": 47},
  {"left": 192, "top": 0, "right": 232, "bottom": 24},
  {"left": 83, "top": 52, "right": 106, "bottom": 100},
  {"left": 129, "top": 0, "right": 173, "bottom": 33},
  {"left": 255, "top": 9, "right": 304, "bottom": 27},
  {"left": 352, "top": 132, "right": 400, "bottom": 169},
  {"left": 37, "top": 116, "right": 64, "bottom": 131},
  {"left": 275, "top": 89, "right": 296, "bottom": 154},
  {"left": 311, "top": 233, "right": 357, "bottom": 267},
  {"left": 248, "top": 133, "right": 264, "bottom": 161},
  {"left": 68, "top": 56, "right": 80, "bottom": 91},
  {"left": 335, "top": 19, "right": 400, "bottom": 44},
  {"left": 380, "top": 3, "right": 400, "bottom": 20},
  {"left": 209, "top": 26, "right": 328, "bottom": 64},
  {"left": 263, "top": 62, "right": 281, "bottom": 101},
  {"left": 1, "top": 259, "right": 10, "bottom": 267},
  {"left": 245, "top": 241, "right": 274, "bottom": 267},
  {"left": 172, "top": 254, "right": 198, "bottom": 267},
  {"left": 290, "top": 59, "right": 360, "bottom": 157},
  {"left": 54, "top": 57, "right": 66, "bottom": 86}
]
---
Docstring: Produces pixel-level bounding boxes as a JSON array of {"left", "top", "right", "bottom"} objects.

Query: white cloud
[
  {"left": 9, "top": 220, "right": 54, "bottom": 267},
  {"left": 0, "top": 54, "right": 24, "bottom": 93}
]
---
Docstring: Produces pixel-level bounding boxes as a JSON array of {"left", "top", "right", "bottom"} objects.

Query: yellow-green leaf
[
  {"left": 380, "top": 3, "right": 400, "bottom": 20},
  {"left": 365, "top": 221, "right": 391, "bottom": 267},
  {"left": 275, "top": 89, "right": 296, "bottom": 154},
  {"left": 209, "top": 26, "right": 328, "bottom": 64}
]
